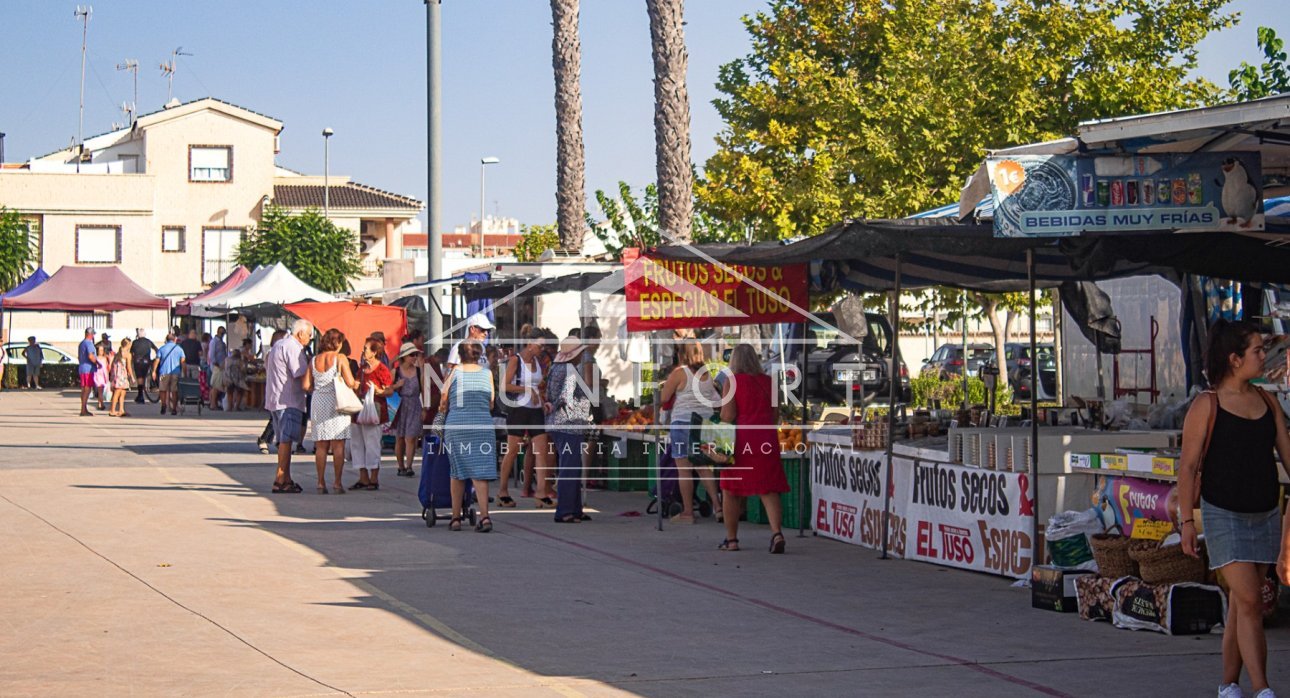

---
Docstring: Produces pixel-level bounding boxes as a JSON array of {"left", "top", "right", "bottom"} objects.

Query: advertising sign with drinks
[
  {"left": 622, "top": 248, "right": 809, "bottom": 331},
  {"left": 987, "top": 152, "right": 1264, "bottom": 238}
]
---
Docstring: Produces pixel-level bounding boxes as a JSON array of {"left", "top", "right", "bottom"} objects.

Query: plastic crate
[{"left": 735, "top": 456, "right": 811, "bottom": 529}]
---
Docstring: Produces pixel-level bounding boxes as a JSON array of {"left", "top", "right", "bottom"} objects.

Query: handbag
[
  {"left": 356, "top": 385, "right": 380, "bottom": 425},
  {"left": 334, "top": 363, "right": 362, "bottom": 415}
]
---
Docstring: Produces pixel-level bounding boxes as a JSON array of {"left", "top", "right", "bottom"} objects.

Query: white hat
[
  {"left": 466, "top": 313, "right": 495, "bottom": 330},
  {"left": 553, "top": 335, "right": 586, "bottom": 363}
]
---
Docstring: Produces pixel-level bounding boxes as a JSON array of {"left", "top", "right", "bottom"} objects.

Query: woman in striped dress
[{"left": 439, "top": 339, "right": 496, "bottom": 532}]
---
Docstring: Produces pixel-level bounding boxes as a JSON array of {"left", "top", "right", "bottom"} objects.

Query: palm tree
[
  {"left": 647, "top": 0, "right": 692, "bottom": 244},
  {"left": 551, "top": 0, "right": 587, "bottom": 252}
]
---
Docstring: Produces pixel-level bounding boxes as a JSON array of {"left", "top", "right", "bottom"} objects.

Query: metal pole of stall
[
  {"left": 881, "top": 253, "right": 902, "bottom": 559},
  {"left": 1027, "top": 249, "right": 1040, "bottom": 566},
  {"left": 655, "top": 334, "right": 664, "bottom": 532},
  {"left": 798, "top": 318, "right": 809, "bottom": 538}
]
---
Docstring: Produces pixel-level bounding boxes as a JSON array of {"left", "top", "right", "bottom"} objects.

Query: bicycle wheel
[{"left": 142, "top": 374, "right": 160, "bottom": 403}]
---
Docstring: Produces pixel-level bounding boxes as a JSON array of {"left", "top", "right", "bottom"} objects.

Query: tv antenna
[
  {"left": 74, "top": 5, "right": 92, "bottom": 171},
  {"left": 116, "top": 59, "right": 139, "bottom": 124},
  {"left": 159, "top": 47, "right": 193, "bottom": 103}
]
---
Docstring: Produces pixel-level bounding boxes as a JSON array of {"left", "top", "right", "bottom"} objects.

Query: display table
[{"left": 246, "top": 378, "right": 265, "bottom": 410}]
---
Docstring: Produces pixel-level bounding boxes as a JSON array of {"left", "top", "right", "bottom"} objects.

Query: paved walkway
[{"left": 1, "top": 389, "right": 1287, "bottom": 697}]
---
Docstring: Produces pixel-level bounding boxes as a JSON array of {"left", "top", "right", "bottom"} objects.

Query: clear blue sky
[{"left": 0, "top": 0, "right": 1283, "bottom": 231}]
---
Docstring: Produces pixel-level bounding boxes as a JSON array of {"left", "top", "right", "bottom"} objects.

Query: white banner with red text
[{"left": 810, "top": 435, "right": 1035, "bottom": 579}]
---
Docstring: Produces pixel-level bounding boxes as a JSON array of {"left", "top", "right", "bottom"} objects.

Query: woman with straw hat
[
  {"left": 545, "top": 335, "right": 593, "bottom": 523},
  {"left": 390, "top": 341, "right": 425, "bottom": 478}
]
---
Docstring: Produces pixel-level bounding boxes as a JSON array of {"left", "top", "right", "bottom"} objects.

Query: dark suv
[
  {"left": 922, "top": 343, "right": 994, "bottom": 379},
  {"left": 1005, "top": 342, "right": 1057, "bottom": 400},
  {"left": 783, "top": 312, "right": 911, "bottom": 405}
]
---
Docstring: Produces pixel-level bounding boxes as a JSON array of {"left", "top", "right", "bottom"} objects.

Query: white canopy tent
[{"left": 189, "top": 263, "right": 334, "bottom": 316}]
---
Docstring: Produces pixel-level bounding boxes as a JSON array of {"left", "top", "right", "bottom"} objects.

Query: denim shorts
[
  {"left": 273, "top": 408, "right": 305, "bottom": 446},
  {"left": 670, "top": 421, "right": 699, "bottom": 460},
  {"left": 1200, "top": 499, "right": 1282, "bottom": 569}
]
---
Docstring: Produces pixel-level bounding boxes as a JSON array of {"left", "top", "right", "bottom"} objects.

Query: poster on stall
[
  {"left": 987, "top": 151, "right": 1264, "bottom": 238},
  {"left": 810, "top": 436, "right": 905, "bottom": 557},
  {"left": 900, "top": 460, "right": 1036, "bottom": 579},
  {"left": 622, "top": 248, "right": 808, "bottom": 331},
  {"left": 1097, "top": 474, "right": 1176, "bottom": 540}
]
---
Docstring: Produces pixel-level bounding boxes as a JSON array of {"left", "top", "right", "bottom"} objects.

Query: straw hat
[
  {"left": 553, "top": 335, "right": 586, "bottom": 363},
  {"left": 396, "top": 341, "right": 422, "bottom": 361}
]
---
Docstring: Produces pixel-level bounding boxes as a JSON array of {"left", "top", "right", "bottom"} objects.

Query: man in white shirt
[{"left": 446, "top": 313, "right": 495, "bottom": 370}]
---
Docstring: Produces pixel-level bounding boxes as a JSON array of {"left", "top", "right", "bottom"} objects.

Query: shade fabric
[
  {"left": 190, "top": 263, "right": 333, "bottom": 315},
  {"left": 3, "top": 265, "right": 170, "bottom": 311},
  {"left": 175, "top": 265, "right": 251, "bottom": 316},
  {"left": 284, "top": 301, "right": 407, "bottom": 362},
  {"left": 0, "top": 267, "right": 50, "bottom": 306}
]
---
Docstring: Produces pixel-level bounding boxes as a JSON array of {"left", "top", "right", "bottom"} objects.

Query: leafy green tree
[
  {"left": 235, "top": 205, "right": 362, "bottom": 294},
  {"left": 587, "top": 180, "right": 742, "bottom": 258},
  {"left": 1230, "top": 27, "right": 1290, "bottom": 100},
  {"left": 0, "top": 207, "right": 38, "bottom": 292},
  {"left": 514, "top": 223, "right": 561, "bottom": 262},
  {"left": 699, "top": 0, "right": 1232, "bottom": 238}
]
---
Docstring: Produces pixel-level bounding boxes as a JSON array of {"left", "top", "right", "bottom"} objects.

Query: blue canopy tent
[{"left": 0, "top": 267, "right": 50, "bottom": 345}]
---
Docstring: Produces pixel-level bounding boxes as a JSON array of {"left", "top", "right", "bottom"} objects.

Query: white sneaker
[
  {"left": 1254, "top": 689, "right": 1275, "bottom": 698},
  {"left": 1219, "top": 684, "right": 1244, "bottom": 698}
]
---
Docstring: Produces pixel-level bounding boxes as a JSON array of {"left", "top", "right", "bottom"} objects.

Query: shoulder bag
[{"left": 334, "top": 359, "right": 362, "bottom": 415}]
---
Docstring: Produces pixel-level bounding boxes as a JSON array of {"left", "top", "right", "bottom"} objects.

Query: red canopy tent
[
  {"left": 175, "top": 265, "right": 251, "bottom": 316},
  {"left": 284, "top": 301, "right": 407, "bottom": 361},
  {"left": 4, "top": 266, "right": 170, "bottom": 311}
]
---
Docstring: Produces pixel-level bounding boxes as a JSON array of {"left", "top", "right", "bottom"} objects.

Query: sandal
[
  {"left": 669, "top": 513, "right": 696, "bottom": 524},
  {"left": 316, "top": 485, "right": 328, "bottom": 494},
  {"left": 536, "top": 497, "right": 556, "bottom": 509},
  {"left": 448, "top": 517, "right": 462, "bottom": 531},
  {"left": 332, "top": 483, "right": 346, "bottom": 494},
  {"left": 476, "top": 516, "right": 493, "bottom": 533},
  {"left": 555, "top": 514, "right": 580, "bottom": 523},
  {"left": 271, "top": 481, "right": 302, "bottom": 494},
  {"left": 770, "top": 532, "right": 786, "bottom": 554},
  {"left": 350, "top": 482, "right": 370, "bottom": 490},
  {"left": 719, "top": 538, "right": 740, "bottom": 551},
  {"left": 367, "top": 483, "right": 379, "bottom": 491},
  {"left": 497, "top": 496, "right": 517, "bottom": 508},
  {"left": 578, "top": 514, "right": 592, "bottom": 521}
]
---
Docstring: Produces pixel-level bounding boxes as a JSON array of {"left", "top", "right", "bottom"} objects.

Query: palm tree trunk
[
  {"left": 551, "top": 0, "right": 586, "bottom": 252},
  {"left": 647, "top": 0, "right": 693, "bottom": 243}
]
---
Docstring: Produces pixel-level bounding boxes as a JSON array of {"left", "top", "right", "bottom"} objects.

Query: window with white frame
[
  {"left": 75, "top": 225, "right": 121, "bottom": 263},
  {"left": 67, "top": 312, "right": 112, "bottom": 331},
  {"left": 202, "top": 228, "right": 242, "bottom": 284},
  {"left": 162, "top": 226, "right": 185, "bottom": 253},
  {"left": 189, "top": 145, "right": 232, "bottom": 182}
]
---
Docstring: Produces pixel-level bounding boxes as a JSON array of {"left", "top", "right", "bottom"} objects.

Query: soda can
[
  {"left": 1158, "top": 177, "right": 1171, "bottom": 204},
  {"left": 1111, "top": 180, "right": 1125, "bottom": 207},
  {"left": 1081, "top": 173, "right": 1095, "bottom": 206},
  {"left": 1172, "top": 178, "right": 1187, "bottom": 205},
  {"left": 1142, "top": 179, "right": 1155, "bottom": 205},
  {"left": 1188, "top": 173, "right": 1203, "bottom": 205},
  {"left": 1127, "top": 180, "right": 1139, "bottom": 206},
  {"left": 1096, "top": 180, "right": 1110, "bottom": 206}
]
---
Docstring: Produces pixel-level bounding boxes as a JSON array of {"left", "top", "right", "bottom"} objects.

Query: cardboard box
[
  {"left": 1151, "top": 456, "right": 1178, "bottom": 477},
  {"left": 1124, "top": 451, "right": 1157, "bottom": 473},
  {"left": 1069, "top": 452, "right": 1100, "bottom": 470},
  {"left": 1032, "top": 565, "right": 1096, "bottom": 613},
  {"left": 1102, "top": 454, "right": 1128, "bottom": 471}
]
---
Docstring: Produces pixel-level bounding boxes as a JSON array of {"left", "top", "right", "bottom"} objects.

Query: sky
[{"left": 0, "top": 0, "right": 1285, "bottom": 232}]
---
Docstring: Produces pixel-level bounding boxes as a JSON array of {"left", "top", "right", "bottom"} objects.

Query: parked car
[
  {"left": 921, "top": 343, "right": 994, "bottom": 379},
  {"left": 775, "top": 312, "right": 911, "bottom": 405},
  {"left": 1005, "top": 342, "right": 1057, "bottom": 401},
  {"left": 3, "top": 342, "right": 76, "bottom": 366}
]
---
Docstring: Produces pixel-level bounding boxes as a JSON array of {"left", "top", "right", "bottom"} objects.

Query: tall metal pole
[
  {"left": 479, "top": 163, "right": 485, "bottom": 258},
  {"left": 322, "top": 128, "right": 333, "bottom": 219},
  {"left": 75, "top": 6, "right": 92, "bottom": 173},
  {"left": 881, "top": 254, "right": 901, "bottom": 559},
  {"left": 1027, "top": 248, "right": 1040, "bottom": 569},
  {"left": 426, "top": 0, "right": 444, "bottom": 349}
]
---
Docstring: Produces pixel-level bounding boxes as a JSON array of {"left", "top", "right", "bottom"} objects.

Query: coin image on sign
[{"left": 997, "top": 159, "right": 1078, "bottom": 234}]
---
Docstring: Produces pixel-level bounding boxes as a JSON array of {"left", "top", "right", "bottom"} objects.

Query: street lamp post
[
  {"left": 322, "top": 128, "right": 334, "bottom": 219},
  {"left": 479, "top": 156, "right": 500, "bottom": 257}
]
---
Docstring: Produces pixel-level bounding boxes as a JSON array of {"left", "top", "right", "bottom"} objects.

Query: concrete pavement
[{"left": 1, "top": 388, "right": 1287, "bottom": 697}]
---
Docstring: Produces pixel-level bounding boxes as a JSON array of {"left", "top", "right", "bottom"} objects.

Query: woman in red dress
[{"left": 718, "top": 344, "right": 789, "bottom": 553}]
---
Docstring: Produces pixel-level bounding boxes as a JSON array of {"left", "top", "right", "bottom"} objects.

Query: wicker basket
[
  {"left": 1127, "top": 539, "right": 1207, "bottom": 585},
  {"left": 1090, "top": 532, "right": 1138, "bottom": 579}
]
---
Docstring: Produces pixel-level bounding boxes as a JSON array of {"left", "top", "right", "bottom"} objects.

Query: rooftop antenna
[
  {"left": 74, "top": 5, "right": 92, "bottom": 172},
  {"left": 116, "top": 59, "right": 138, "bottom": 124},
  {"left": 159, "top": 47, "right": 193, "bottom": 104}
]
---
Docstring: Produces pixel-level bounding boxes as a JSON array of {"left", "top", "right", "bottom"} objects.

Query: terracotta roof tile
[{"left": 273, "top": 182, "right": 423, "bottom": 210}]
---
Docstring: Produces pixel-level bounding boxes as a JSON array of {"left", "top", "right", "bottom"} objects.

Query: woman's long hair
[{"left": 1205, "top": 319, "right": 1262, "bottom": 386}]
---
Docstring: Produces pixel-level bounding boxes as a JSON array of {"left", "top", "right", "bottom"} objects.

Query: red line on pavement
[{"left": 508, "top": 522, "right": 1072, "bottom": 698}]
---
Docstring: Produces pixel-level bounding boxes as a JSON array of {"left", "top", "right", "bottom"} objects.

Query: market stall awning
[
  {"left": 175, "top": 265, "right": 251, "bottom": 317},
  {"left": 284, "top": 301, "right": 407, "bottom": 361},
  {"left": 3, "top": 265, "right": 170, "bottom": 311},
  {"left": 190, "top": 263, "right": 333, "bottom": 315},
  {"left": 0, "top": 267, "right": 50, "bottom": 307}
]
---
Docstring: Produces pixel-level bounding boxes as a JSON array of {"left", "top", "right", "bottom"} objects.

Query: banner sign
[
  {"left": 1098, "top": 474, "right": 1177, "bottom": 540},
  {"left": 623, "top": 248, "right": 808, "bottom": 331},
  {"left": 901, "top": 460, "right": 1035, "bottom": 578},
  {"left": 988, "top": 152, "right": 1264, "bottom": 238},
  {"left": 810, "top": 437, "right": 905, "bottom": 556}
]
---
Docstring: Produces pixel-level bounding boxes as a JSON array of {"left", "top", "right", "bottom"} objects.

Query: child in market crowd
[
  {"left": 108, "top": 338, "right": 133, "bottom": 417},
  {"left": 1178, "top": 320, "right": 1289, "bottom": 698}
]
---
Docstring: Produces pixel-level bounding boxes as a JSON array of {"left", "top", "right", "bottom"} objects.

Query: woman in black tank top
[{"left": 1179, "top": 320, "right": 1290, "bottom": 698}]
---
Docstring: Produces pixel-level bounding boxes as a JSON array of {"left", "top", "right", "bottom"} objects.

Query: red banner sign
[{"left": 622, "top": 248, "right": 808, "bottom": 331}]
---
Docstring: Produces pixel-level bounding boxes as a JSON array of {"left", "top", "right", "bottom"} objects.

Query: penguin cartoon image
[{"left": 1219, "top": 157, "right": 1259, "bottom": 228}]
